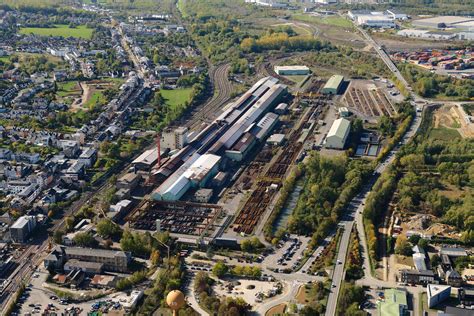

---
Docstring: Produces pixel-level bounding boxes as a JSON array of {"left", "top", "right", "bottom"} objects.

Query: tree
[
  {"left": 240, "top": 237, "right": 264, "bottom": 253},
  {"left": 96, "top": 219, "right": 122, "bottom": 239},
  {"left": 53, "top": 230, "right": 65, "bottom": 244},
  {"left": 150, "top": 249, "right": 160, "bottom": 266},
  {"left": 73, "top": 232, "right": 97, "bottom": 247},
  {"left": 417, "top": 238, "right": 429, "bottom": 250},
  {"left": 212, "top": 261, "right": 228, "bottom": 278},
  {"left": 395, "top": 236, "right": 413, "bottom": 257},
  {"left": 431, "top": 254, "right": 441, "bottom": 268}
]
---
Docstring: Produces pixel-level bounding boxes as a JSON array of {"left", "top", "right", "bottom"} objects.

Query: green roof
[
  {"left": 377, "top": 289, "right": 408, "bottom": 316},
  {"left": 323, "top": 75, "right": 344, "bottom": 90},
  {"left": 327, "top": 118, "right": 350, "bottom": 139}
]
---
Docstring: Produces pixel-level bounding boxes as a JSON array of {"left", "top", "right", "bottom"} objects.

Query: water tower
[{"left": 166, "top": 290, "right": 185, "bottom": 316}]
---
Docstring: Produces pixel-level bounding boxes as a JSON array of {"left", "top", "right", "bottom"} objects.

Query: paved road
[
  {"left": 255, "top": 280, "right": 302, "bottom": 316},
  {"left": 324, "top": 21, "right": 427, "bottom": 316}
]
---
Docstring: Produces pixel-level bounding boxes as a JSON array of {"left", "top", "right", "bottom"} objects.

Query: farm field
[
  {"left": 160, "top": 88, "right": 193, "bottom": 108},
  {"left": 19, "top": 24, "right": 94, "bottom": 39}
]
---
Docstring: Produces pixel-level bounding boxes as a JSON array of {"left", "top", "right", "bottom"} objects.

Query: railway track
[{"left": 183, "top": 63, "right": 233, "bottom": 131}]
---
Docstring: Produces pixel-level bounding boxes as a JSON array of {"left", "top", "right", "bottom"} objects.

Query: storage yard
[
  {"left": 391, "top": 49, "right": 474, "bottom": 78},
  {"left": 343, "top": 81, "right": 397, "bottom": 118}
]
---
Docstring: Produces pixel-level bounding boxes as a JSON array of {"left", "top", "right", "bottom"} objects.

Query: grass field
[
  {"left": 160, "top": 88, "right": 193, "bottom": 108},
  {"left": 84, "top": 91, "right": 106, "bottom": 109},
  {"left": 428, "top": 127, "right": 462, "bottom": 141},
  {"left": 0, "top": 56, "right": 10, "bottom": 62},
  {"left": 57, "top": 81, "right": 80, "bottom": 97},
  {"left": 292, "top": 14, "right": 353, "bottom": 28},
  {"left": 19, "top": 24, "right": 94, "bottom": 39}
]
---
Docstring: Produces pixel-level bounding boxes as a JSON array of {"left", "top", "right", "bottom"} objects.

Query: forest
[
  {"left": 288, "top": 153, "right": 373, "bottom": 248},
  {"left": 399, "top": 64, "right": 474, "bottom": 100}
]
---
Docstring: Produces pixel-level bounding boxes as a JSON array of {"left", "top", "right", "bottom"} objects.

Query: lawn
[
  {"left": 428, "top": 127, "right": 462, "bottom": 141},
  {"left": 19, "top": 24, "right": 94, "bottom": 39},
  {"left": 0, "top": 56, "right": 10, "bottom": 62},
  {"left": 292, "top": 14, "right": 353, "bottom": 28},
  {"left": 84, "top": 91, "right": 106, "bottom": 109},
  {"left": 160, "top": 88, "right": 193, "bottom": 108},
  {"left": 57, "top": 81, "right": 80, "bottom": 97}
]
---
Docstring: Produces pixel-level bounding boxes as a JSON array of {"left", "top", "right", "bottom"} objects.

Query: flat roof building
[
  {"left": 377, "top": 288, "right": 408, "bottom": 316},
  {"left": 322, "top": 75, "right": 344, "bottom": 95},
  {"left": 274, "top": 65, "right": 310, "bottom": 76},
  {"left": 427, "top": 284, "right": 451, "bottom": 308},
  {"left": 325, "top": 118, "right": 350, "bottom": 149},
  {"left": 412, "top": 16, "right": 474, "bottom": 30},
  {"left": 10, "top": 215, "right": 36, "bottom": 243}
]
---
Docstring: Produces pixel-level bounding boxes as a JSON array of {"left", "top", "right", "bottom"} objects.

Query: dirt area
[
  {"left": 342, "top": 79, "right": 398, "bottom": 120},
  {"left": 265, "top": 303, "right": 287, "bottom": 316},
  {"left": 372, "top": 33, "right": 451, "bottom": 52},
  {"left": 400, "top": 214, "right": 460, "bottom": 240},
  {"left": 433, "top": 104, "right": 474, "bottom": 138},
  {"left": 213, "top": 278, "right": 283, "bottom": 306},
  {"left": 295, "top": 285, "right": 308, "bottom": 304}
]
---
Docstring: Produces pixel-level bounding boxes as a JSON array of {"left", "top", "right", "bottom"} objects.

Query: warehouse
[
  {"left": 248, "top": 112, "right": 279, "bottom": 141},
  {"left": 225, "top": 133, "right": 257, "bottom": 161},
  {"left": 412, "top": 16, "right": 474, "bottom": 30},
  {"left": 322, "top": 75, "right": 344, "bottom": 95},
  {"left": 183, "top": 154, "right": 221, "bottom": 187},
  {"left": 357, "top": 15, "right": 395, "bottom": 28},
  {"left": 274, "top": 65, "right": 310, "bottom": 76},
  {"left": 325, "top": 118, "right": 350, "bottom": 149}
]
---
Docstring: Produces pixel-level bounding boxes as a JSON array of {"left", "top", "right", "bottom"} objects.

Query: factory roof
[
  {"left": 323, "top": 75, "right": 344, "bottom": 90},
  {"left": 274, "top": 65, "right": 310, "bottom": 71},
  {"left": 327, "top": 118, "right": 350, "bottom": 140},
  {"left": 132, "top": 148, "right": 158, "bottom": 166},
  {"left": 267, "top": 133, "right": 285, "bottom": 145},
  {"left": 413, "top": 16, "right": 474, "bottom": 25},
  {"left": 183, "top": 154, "right": 221, "bottom": 182},
  {"left": 230, "top": 133, "right": 256, "bottom": 152}
]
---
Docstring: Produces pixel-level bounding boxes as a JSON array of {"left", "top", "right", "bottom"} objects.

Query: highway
[{"left": 324, "top": 24, "right": 425, "bottom": 316}]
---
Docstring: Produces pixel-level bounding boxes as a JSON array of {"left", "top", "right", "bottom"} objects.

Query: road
[
  {"left": 324, "top": 23, "right": 426, "bottom": 316},
  {"left": 255, "top": 280, "right": 302, "bottom": 316}
]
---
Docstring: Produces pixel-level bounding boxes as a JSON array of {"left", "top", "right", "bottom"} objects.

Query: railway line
[{"left": 183, "top": 63, "right": 233, "bottom": 131}]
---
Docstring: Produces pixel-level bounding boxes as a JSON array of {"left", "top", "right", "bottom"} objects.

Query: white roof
[
  {"left": 274, "top": 65, "right": 309, "bottom": 71},
  {"left": 132, "top": 148, "right": 158, "bottom": 165},
  {"left": 327, "top": 118, "right": 350, "bottom": 139},
  {"left": 183, "top": 154, "right": 221, "bottom": 182},
  {"left": 11, "top": 215, "right": 34, "bottom": 229},
  {"left": 427, "top": 284, "right": 451, "bottom": 298}
]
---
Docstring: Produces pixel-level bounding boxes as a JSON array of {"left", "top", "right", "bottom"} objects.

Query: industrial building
[
  {"left": 397, "top": 29, "right": 457, "bottom": 41},
  {"left": 274, "top": 65, "right": 310, "bottom": 76},
  {"left": 357, "top": 15, "right": 396, "bottom": 28},
  {"left": 150, "top": 77, "right": 287, "bottom": 201},
  {"left": 132, "top": 147, "right": 168, "bottom": 171},
  {"left": 377, "top": 288, "right": 408, "bottom": 316},
  {"left": 412, "top": 16, "right": 474, "bottom": 31},
  {"left": 10, "top": 215, "right": 36, "bottom": 243},
  {"left": 325, "top": 118, "right": 350, "bottom": 149},
  {"left": 161, "top": 126, "right": 189, "bottom": 150},
  {"left": 322, "top": 75, "right": 344, "bottom": 95},
  {"left": 427, "top": 284, "right": 451, "bottom": 308}
]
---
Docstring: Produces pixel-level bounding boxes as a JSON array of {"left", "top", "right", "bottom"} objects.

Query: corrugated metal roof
[
  {"left": 327, "top": 118, "right": 350, "bottom": 139},
  {"left": 323, "top": 75, "right": 344, "bottom": 90},
  {"left": 183, "top": 154, "right": 221, "bottom": 182}
]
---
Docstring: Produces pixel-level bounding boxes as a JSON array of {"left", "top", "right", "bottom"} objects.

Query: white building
[
  {"left": 161, "top": 127, "right": 188, "bottom": 150},
  {"left": 325, "top": 118, "right": 350, "bottom": 149},
  {"left": 245, "top": 0, "right": 288, "bottom": 8},
  {"left": 10, "top": 215, "right": 36, "bottom": 243},
  {"left": 357, "top": 15, "right": 396, "bottom": 28},
  {"left": 274, "top": 65, "right": 310, "bottom": 76},
  {"left": 427, "top": 284, "right": 451, "bottom": 308},
  {"left": 398, "top": 29, "right": 457, "bottom": 40}
]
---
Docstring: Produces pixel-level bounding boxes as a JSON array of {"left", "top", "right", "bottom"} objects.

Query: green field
[
  {"left": 19, "top": 24, "right": 94, "bottom": 39},
  {"left": 0, "top": 56, "right": 10, "bottom": 62},
  {"left": 160, "top": 88, "right": 193, "bottom": 108},
  {"left": 428, "top": 127, "right": 462, "bottom": 141},
  {"left": 57, "top": 81, "right": 80, "bottom": 97},
  {"left": 85, "top": 91, "right": 106, "bottom": 109},
  {"left": 292, "top": 14, "right": 353, "bottom": 28}
]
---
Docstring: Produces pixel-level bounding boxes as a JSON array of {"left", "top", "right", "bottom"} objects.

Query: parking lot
[{"left": 262, "top": 234, "right": 311, "bottom": 273}]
